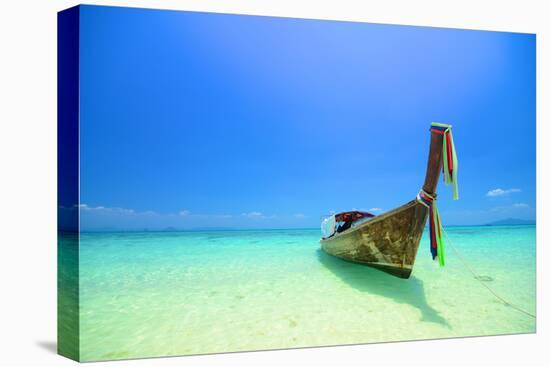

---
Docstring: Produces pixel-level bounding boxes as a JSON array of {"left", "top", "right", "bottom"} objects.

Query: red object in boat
[{"left": 334, "top": 211, "right": 375, "bottom": 222}]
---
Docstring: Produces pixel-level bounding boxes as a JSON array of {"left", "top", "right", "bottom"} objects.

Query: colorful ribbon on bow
[
  {"left": 431, "top": 122, "right": 459, "bottom": 200},
  {"left": 415, "top": 122, "right": 459, "bottom": 266},
  {"left": 417, "top": 189, "right": 445, "bottom": 266}
]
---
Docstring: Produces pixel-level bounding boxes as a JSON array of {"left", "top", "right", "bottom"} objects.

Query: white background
[{"left": 0, "top": 0, "right": 547, "bottom": 366}]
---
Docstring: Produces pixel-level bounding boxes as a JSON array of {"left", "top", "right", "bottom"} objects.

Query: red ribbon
[{"left": 446, "top": 130, "right": 453, "bottom": 174}]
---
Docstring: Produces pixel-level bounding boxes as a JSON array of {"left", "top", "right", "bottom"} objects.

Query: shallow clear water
[{"left": 63, "top": 225, "right": 535, "bottom": 361}]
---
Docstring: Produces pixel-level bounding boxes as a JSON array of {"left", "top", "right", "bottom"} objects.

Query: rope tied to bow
[{"left": 417, "top": 189, "right": 445, "bottom": 266}]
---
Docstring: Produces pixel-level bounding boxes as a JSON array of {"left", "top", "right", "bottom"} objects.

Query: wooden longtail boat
[{"left": 320, "top": 123, "right": 458, "bottom": 279}]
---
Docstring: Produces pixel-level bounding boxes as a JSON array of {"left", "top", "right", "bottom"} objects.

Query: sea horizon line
[{"left": 58, "top": 222, "right": 537, "bottom": 234}]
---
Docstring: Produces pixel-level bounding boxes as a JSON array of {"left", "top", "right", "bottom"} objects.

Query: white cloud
[
  {"left": 512, "top": 203, "right": 529, "bottom": 208},
  {"left": 217, "top": 214, "right": 233, "bottom": 219},
  {"left": 141, "top": 210, "right": 158, "bottom": 216},
  {"left": 486, "top": 188, "right": 521, "bottom": 197},
  {"left": 241, "top": 211, "right": 264, "bottom": 218},
  {"left": 76, "top": 204, "right": 135, "bottom": 214},
  {"left": 73, "top": 204, "right": 312, "bottom": 230},
  {"left": 368, "top": 207, "right": 383, "bottom": 212},
  {"left": 76, "top": 205, "right": 261, "bottom": 221}
]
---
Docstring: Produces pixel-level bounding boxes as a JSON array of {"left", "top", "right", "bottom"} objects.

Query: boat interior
[{"left": 321, "top": 210, "right": 376, "bottom": 239}]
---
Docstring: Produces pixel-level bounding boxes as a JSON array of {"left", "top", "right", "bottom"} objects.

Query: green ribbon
[{"left": 433, "top": 202, "right": 445, "bottom": 267}]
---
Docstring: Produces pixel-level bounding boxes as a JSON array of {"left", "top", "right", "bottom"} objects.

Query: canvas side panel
[{"left": 57, "top": 5, "right": 80, "bottom": 362}]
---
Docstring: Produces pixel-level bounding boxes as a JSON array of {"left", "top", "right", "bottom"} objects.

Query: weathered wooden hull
[{"left": 320, "top": 200, "right": 428, "bottom": 278}]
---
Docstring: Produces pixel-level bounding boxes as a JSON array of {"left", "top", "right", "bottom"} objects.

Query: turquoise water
[{"left": 68, "top": 225, "right": 535, "bottom": 361}]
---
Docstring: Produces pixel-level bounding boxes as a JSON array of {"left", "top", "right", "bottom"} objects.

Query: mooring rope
[{"left": 441, "top": 227, "right": 536, "bottom": 319}]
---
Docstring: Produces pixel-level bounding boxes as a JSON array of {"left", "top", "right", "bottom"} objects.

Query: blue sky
[{"left": 77, "top": 5, "right": 535, "bottom": 231}]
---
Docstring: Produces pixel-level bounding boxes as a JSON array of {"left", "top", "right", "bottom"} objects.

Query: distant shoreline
[{"left": 61, "top": 222, "right": 536, "bottom": 234}]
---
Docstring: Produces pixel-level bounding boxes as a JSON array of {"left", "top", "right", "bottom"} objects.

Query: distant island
[{"left": 485, "top": 218, "right": 536, "bottom": 226}]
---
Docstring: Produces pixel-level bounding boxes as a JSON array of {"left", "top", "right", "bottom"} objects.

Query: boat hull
[{"left": 320, "top": 200, "right": 428, "bottom": 278}]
